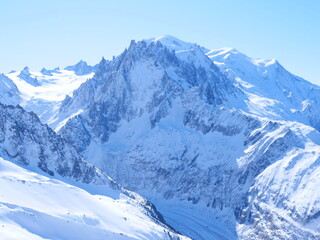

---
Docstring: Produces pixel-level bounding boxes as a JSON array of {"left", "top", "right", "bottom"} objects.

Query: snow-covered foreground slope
[{"left": 0, "top": 157, "right": 188, "bottom": 240}]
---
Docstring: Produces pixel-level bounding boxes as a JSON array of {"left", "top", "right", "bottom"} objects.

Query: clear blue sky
[{"left": 1, "top": 0, "right": 319, "bottom": 84}]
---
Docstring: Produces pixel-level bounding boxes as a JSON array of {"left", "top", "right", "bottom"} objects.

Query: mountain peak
[
  {"left": 152, "top": 35, "right": 186, "bottom": 44},
  {"left": 74, "top": 59, "right": 88, "bottom": 68},
  {"left": 145, "top": 35, "right": 200, "bottom": 52},
  {"left": 64, "top": 60, "right": 95, "bottom": 75},
  {"left": 21, "top": 66, "right": 30, "bottom": 73},
  {"left": 18, "top": 66, "right": 40, "bottom": 86},
  {"left": 138, "top": 35, "right": 212, "bottom": 68}
]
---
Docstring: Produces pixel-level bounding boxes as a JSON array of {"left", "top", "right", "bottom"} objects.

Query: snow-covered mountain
[
  {"left": 0, "top": 103, "right": 189, "bottom": 240},
  {"left": 1, "top": 35, "right": 320, "bottom": 240},
  {"left": 48, "top": 36, "right": 320, "bottom": 240}
]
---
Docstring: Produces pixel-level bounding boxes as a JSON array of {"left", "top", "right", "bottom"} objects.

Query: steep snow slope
[
  {"left": 53, "top": 36, "right": 320, "bottom": 240},
  {"left": 0, "top": 157, "right": 189, "bottom": 240}
]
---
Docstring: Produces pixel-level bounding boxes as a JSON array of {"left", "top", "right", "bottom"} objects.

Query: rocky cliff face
[{"left": 0, "top": 103, "right": 103, "bottom": 185}]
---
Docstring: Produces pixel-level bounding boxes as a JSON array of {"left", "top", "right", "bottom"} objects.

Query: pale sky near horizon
[{"left": 1, "top": 0, "right": 319, "bottom": 85}]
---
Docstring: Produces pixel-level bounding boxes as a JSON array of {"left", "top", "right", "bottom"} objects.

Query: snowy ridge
[
  {"left": 207, "top": 47, "right": 320, "bottom": 130},
  {"left": 146, "top": 35, "right": 209, "bottom": 53}
]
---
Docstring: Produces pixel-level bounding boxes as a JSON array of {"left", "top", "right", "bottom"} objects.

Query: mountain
[
  {"left": 1, "top": 36, "right": 320, "bottom": 240},
  {"left": 51, "top": 36, "right": 320, "bottom": 240},
  {"left": 0, "top": 103, "right": 189, "bottom": 240}
]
